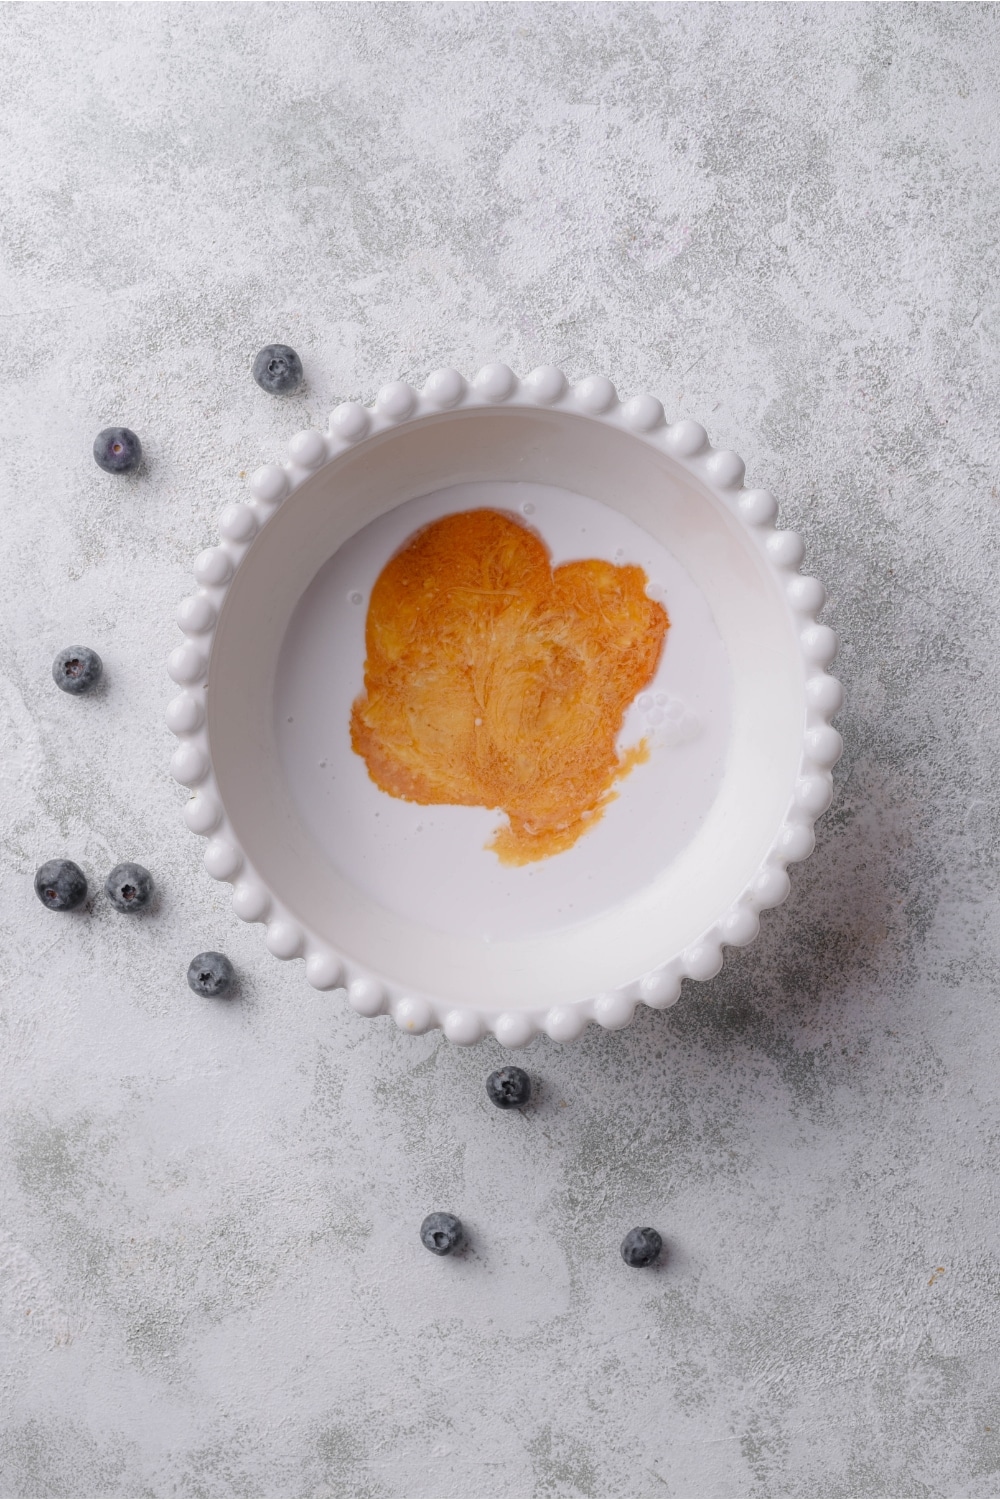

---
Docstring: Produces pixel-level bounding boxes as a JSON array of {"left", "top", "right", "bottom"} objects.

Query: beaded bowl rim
[{"left": 167, "top": 364, "right": 842, "bottom": 1048}]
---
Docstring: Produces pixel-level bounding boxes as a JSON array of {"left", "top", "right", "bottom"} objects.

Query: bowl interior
[{"left": 209, "top": 408, "right": 805, "bottom": 1008}]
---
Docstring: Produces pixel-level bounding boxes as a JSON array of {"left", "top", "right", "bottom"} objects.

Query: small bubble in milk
[
  {"left": 348, "top": 591, "right": 364, "bottom": 606},
  {"left": 521, "top": 502, "right": 535, "bottom": 516}
]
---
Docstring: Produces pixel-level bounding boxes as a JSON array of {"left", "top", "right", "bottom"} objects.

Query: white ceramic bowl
[{"left": 168, "top": 365, "right": 841, "bottom": 1046}]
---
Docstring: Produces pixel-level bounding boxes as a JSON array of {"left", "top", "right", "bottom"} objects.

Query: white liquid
[{"left": 275, "top": 481, "right": 732, "bottom": 941}]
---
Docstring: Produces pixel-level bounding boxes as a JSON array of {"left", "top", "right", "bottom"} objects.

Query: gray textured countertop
[{"left": 2, "top": 4, "right": 999, "bottom": 1496}]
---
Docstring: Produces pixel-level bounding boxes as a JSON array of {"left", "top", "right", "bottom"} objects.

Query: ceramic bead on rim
[{"left": 168, "top": 367, "right": 841, "bottom": 1047}]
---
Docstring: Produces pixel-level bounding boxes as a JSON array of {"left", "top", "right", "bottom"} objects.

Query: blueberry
[
  {"left": 52, "top": 645, "right": 102, "bottom": 695},
  {"left": 252, "top": 344, "right": 303, "bottom": 395},
  {"left": 486, "top": 1065, "right": 531, "bottom": 1110},
  {"left": 187, "top": 951, "right": 236, "bottom": 998},
  {"left": 420, "top": 1212, "right": 464, "bottom": 1256},
  {"left": 93, "top": 427, "right": 141, "bottom": 473},
  {"left": 104, "top": 862, "right": 153, "bottom": 913},
  {"left": 620, "top": 1227, "right": 663, "bottom": 1268},
  {"left": 34, "top": 859, "right": 88, "bottom": 911}
]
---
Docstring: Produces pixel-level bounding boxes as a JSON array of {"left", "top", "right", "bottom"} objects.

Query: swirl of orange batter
[{"left": 350, "top": 508, "right": 669, "bottom": 865}]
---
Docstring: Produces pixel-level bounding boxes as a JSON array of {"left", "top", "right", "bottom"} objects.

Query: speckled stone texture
[{"left": 1, "top": 4, "right": 998, "bottom": 1497}]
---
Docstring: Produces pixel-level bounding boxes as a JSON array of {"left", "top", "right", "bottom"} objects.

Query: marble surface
[{"left": 1, "top": 4, "right": 999, "bottom": 1496}]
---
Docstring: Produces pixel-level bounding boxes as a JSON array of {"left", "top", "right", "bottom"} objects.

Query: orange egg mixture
[{"left": 350, "top": 508, "right": 670, "bottom": 865}]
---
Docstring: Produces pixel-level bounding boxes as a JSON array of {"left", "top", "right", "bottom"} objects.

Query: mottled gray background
[{"left": 1, "top": 3, "right": 998, "bottom": 1497}]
